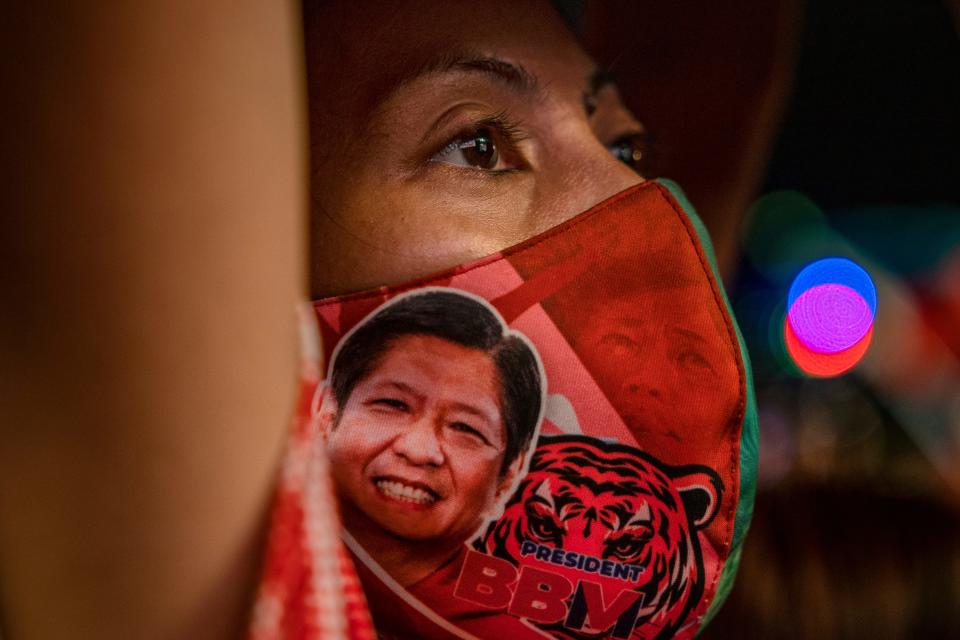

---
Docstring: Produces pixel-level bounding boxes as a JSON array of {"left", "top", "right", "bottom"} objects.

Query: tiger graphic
[{"left": 475, "top": 435, "right": 722, "bottom": 640}]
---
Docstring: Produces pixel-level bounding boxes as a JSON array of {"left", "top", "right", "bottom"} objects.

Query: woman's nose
[
  {"left": 391, "top": 418, "right": 445, "bottom": 467},
  {"left": 535, "top": 116, "right": 643, "bottom": 232},
  {"left": 577, "top": 136, "right": 645, "bottom": 206}
]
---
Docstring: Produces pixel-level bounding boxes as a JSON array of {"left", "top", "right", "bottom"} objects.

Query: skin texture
[
  {"left": 321, "top": 335, "right": 523, "bottom": 586},
  {"left": 303, "top": 0, "right": 646, "bottom": 297}
]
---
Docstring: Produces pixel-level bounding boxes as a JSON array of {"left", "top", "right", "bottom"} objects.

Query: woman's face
[{"left": 305, "top": 0, "right": 647, "bottom": 297}]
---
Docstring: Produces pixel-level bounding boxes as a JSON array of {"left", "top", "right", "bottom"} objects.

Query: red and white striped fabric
[{"left": 248, "top": 306, "right": 376, "bottom": 640}]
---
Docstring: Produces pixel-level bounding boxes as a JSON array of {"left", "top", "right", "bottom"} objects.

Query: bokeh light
[
  {"left": 788, "top": 284, "right": 873, "bottom": 353},
  {"left": 787, "top": 257, "right": 877, "bottom": 316},
  {"left": 785, "top": 321, "right": 874, "bottom": 377},
  {"left": 784, "top": 258, "right": 877, "bottom": 377}
]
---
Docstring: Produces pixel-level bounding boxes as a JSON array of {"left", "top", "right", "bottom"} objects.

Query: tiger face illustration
[{"left": 475, "top": 435, "right": 722, "bottom": 640}]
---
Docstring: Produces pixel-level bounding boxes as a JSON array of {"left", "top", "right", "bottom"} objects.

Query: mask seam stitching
[{"left": 651, "top": 181, "right": 747, "bottom": 633}]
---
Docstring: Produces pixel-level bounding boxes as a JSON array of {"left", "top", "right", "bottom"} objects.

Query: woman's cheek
[
  {"left": 314, "top": 169, "right": 544, "bottom": 293},
  {"left": 401, "top": 174, "right": 538, "bottom": 243}
]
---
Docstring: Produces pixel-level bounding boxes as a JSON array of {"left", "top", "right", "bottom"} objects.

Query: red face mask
[{"left": 312, "top": 180, "right": 757, "bottom": 640}]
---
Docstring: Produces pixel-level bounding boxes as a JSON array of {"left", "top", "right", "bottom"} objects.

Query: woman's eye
[
  {"left": 431, "top": 127, "right": 503, "bottom": 171},
  {"left": 608, "top": 133, "right": 649, "bottom": 174}
]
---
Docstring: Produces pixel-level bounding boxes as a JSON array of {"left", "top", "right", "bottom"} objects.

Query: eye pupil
[{"left": 462, "top": 128, "right": 499, "bottom": 169}]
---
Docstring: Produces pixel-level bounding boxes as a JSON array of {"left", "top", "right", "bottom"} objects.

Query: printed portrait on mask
[
  {"left": 317, "top": 289, "right": 545, "bottom": 591},
  {"left": 314, "top": 181, "right": 748, "bottom": 640}
]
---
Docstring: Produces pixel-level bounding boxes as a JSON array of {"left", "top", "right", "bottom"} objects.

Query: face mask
[{"left": 312, "top": 179, "right": 758, "bottom": 640}]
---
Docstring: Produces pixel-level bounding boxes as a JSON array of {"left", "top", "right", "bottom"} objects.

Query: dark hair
[{"left": 330, "top": 290, "right": 542, "bottom": 473}]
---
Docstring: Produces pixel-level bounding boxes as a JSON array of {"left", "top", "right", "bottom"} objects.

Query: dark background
[
  {"left": 710, "top": 0, "right": 960, "bottom": 636},
  {"left": 764, "top": 0, "right": 959, "bottom": 208}
]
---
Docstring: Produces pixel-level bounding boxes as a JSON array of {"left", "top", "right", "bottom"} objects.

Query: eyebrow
[
  {"left": 379, "top": 52, "right": 626, "bottom": 126},
  {"left": 383, "top": 51, "right": 542, "bottom": 102},
  {"left": 378, "top": 380, "right": 420, "bottom": 397},
  {"left": 588, "top": 69, "right": 617, "bottom": 96},
  {"left": 450, "top": 56, "right": 541, "bottom": 95},
  {"left": 583, "top": 69, "right": 618, "bottom": 116}
]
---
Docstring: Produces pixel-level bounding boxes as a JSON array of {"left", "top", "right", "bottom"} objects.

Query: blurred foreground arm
[{"left": 0, "top": 2, "right": 305, "bottom": 637}]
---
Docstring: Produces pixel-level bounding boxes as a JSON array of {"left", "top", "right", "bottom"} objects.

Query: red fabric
[
  {"left": 248, "top": 358, "right": 376, "bottom": 640},
  {"left": 308, "top": 181, "right": 746, "bottom": 639}
]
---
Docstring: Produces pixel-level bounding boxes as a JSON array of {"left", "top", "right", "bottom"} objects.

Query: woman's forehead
[{"left": 304, "top": 0, "right": 596, "bottom": 115}]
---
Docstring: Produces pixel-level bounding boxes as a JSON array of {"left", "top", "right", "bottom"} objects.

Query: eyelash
[
  {"left": 432, "top": 110, "right": 529, "bottom": 174},
  {"left": 480, "top": 111, "right": 529, "bottom": 146}
]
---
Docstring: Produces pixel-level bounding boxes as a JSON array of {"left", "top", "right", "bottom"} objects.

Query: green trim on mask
[{"left": 656, "top": 178, "right": 759, "bottom": 631}]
